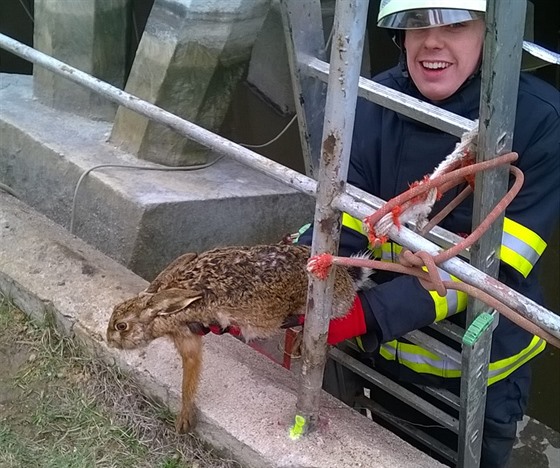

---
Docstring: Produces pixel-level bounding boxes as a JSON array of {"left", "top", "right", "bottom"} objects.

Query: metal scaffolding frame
[
  {"left": 0, "top": 0, "right": 558, "bottom": 464},
  {"left": 281, "top": 0, "right": 534, "bottom": 466}
]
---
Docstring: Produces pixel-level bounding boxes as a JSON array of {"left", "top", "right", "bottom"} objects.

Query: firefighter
[{"left": 296, "top": 1, "right": 560, "bottom": 466}]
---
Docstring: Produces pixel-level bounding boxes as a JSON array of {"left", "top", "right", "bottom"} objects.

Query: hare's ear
[{"left": 141, "top": 288, "right": 202, "bottom": 319}]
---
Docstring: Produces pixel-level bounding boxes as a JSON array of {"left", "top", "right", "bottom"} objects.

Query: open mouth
[{"left": 421, "top": 61, "right": 451, "bottom": 70}]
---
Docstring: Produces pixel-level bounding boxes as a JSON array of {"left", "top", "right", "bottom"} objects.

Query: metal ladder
[{"left": 280, "top": 0, "right": 527, "bottom": 465}]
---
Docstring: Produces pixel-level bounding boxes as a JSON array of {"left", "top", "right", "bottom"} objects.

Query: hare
[{"left": 106, "top": 243, "right": 371, "bottom": 433}]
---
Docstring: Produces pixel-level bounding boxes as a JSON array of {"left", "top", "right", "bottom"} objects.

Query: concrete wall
[{"left": 0, "top": 74, "right": 314, "bottom": 280}]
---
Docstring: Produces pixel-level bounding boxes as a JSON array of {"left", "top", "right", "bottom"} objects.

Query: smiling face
[{"left": 404, "top": 19, "right": 485, "bottom": 102}]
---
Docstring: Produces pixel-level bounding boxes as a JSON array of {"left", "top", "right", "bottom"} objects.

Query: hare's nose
[{"left": 106, "top": 334, "right": 122, "bottom": 349}]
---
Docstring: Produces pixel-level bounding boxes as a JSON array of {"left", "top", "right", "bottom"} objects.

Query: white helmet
[
  {"left": 377, "top": 0, "right": 485, "bottom": 30},
  {"left": 376, "top": 0, "right": 559, "bottom": 69}
]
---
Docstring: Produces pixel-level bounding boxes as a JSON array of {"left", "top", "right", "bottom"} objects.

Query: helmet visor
[{"left": 378, "top": 9, "right": 484, "bottom": 30}]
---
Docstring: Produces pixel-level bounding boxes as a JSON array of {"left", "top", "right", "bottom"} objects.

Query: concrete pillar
[
  {"left": 33, "top": 0, "right": 130, "bottom": 120},
  {"left": 110, "top": 0, "right": 271, "bottom": 167}
]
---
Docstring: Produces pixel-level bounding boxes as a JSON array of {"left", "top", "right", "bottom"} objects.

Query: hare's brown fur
[{"left": 106, "top": 243, "right": 367, "bottom": 432}]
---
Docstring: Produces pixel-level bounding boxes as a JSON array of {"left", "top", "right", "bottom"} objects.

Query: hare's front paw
[{"left": 175, "top": 409, "right": 195, "bottom": 433}]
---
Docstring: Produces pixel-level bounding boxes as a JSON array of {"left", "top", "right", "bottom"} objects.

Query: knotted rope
[
  {"left": 306, "top": 124, "right": 560, "bottom": 349},
  {"left": 364, "top": 124, "right": 478, "bottom": 245}
]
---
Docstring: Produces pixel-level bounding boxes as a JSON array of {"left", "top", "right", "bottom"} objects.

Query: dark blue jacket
[{"left": 299, "top": 65, "right": 559, "bottom": 384}]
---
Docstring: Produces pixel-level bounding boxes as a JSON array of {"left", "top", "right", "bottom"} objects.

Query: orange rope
[
  {"left": 308, "top": 254, "right": 560, "bottom": 349},
  {"left": 363, "top": 152, "right": 518, "bottom": 246},
  {"left": 306, "top": 151, "right": 559, "bottom": 349}
]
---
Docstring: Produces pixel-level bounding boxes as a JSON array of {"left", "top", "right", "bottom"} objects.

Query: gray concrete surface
[
  {"left": 253, "top": 334, "right": 560, "bottom": 468},
  {"left": 33, "top": 0, "right": 128, "bottom": 120},
  {"left": 511, "top": 416, "right": 560, "bottom": 468},
  {"left": 111, "top": 0, "right": 271, "bottom": 166},
  {"left": 0, "top": 191, "right": 443, "bottom": 468},
  {"left": 0, "top": 73, "right": 315, "bottom": 280}
]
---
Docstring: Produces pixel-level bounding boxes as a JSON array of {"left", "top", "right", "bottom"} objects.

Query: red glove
[
  {"left": 327, "top": 295, "right": 367, "bottom": 345},
  {"left": 280, "top": 296, "right": 367, "bottom": 345},
  {"left": 195, "top": 296, "right": 366, "bottom": 342},
  {"left": 188, "top": 322, "right": 242, "bottom": 336}
]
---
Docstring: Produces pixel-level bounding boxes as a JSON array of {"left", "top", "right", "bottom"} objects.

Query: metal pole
[
  {"left": 294, "top": 0, "right": 369, "bottom": 432},
  {"left": 1, "top": 33, "right": 558, "bottom": 339},
  {"left": 458, "top": 1, "right": 527, "bottom": 466},
  {"left": 0, "top": 33, "right": 318, "bottom": 199},
  {"left": 280, "top": 0, "right": 327, "bottom": 177}
]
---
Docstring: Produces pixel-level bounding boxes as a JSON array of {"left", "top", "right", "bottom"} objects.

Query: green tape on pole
[
  {"left": 289, "top": 414, "right": 306, "bottom": 440},
  {"left": 463, "top": 312, "right": 495, "bottom": 347}
]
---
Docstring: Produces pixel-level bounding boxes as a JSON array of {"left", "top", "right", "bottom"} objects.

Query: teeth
[{"left": 422, "top": 61, "right": 450, "bottom": 69}]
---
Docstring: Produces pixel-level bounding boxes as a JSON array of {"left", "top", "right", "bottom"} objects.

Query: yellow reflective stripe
[
  {"left": 378, "top": 242, "right": 401, "bottom": 262},
  {"left": 501, "top": 218, "right": 547, "bottom": 277},
  {"left": 394, "top": 341, "right": 462, "bottom": 378},
  {"left": 503, "top": 218, "right": 547, "bottom": 254},
  {"left": 342, "top": 212, "right": 366, "bottom": 235},
  {"left": 382, "top": 243, "right": 401, "bottom": 254},
  {"left": 377, "top": 335, "right": 545, "bottom": 385},
  {"left": 427, "top": 269, "right": 468, "bottom": 321},
  {"left": 428, "top": 289, "right": 449, "bottom": 322},
  {"left": 398, "top": 341, "right": 443, "bottom": 360},
  {"left": 355, "top": 336, "right": 365, "bottom": 352},
  {"left": 396, "top": 356, "right": 462, "bottom": 378},
  {"left": 500, "top": 245, "right": 533, "bottom": 278},
  {"left": 379, "top": 340, "right": 397, "bottom": 360},
  {"left": 342, "top": 212, "right": 376, "bottom": 251},
  {"left": 487, "top": 336, "right": 546, "bottom": 385}
]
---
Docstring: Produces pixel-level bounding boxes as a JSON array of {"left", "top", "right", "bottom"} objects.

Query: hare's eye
[{"left": 115, "top": 322, "right": 128, "bottom": 332}]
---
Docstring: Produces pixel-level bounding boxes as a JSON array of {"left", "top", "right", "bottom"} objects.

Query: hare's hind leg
[{"left": 172, "top": 333, "right": 203, "bottom": 433}]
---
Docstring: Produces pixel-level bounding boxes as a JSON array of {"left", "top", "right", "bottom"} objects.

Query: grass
[{"left": 0, "top": 294, "right": 242, "bottom": 468}]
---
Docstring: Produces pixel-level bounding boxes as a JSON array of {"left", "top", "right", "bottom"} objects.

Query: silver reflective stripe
[
  {"left": 380, "top": 343, "right": 396, "bottom": 358},
  {"left": 488, "top": 338, "right": 545, "bottom": 379},
  {"left": 382, "top": 342, "right": 460, "bottom": 372},
  {"left": 380, "top": 243, "right": 399, "bottom": 262},
  {"left": 396, "top": 346, "right": 462, "bottom": 372},
  {"left": 502, "top": 231, "right": 540, "bottom": 267},
  {"left": 437, "top": 267, "right": 459, "bottom": 316},
  {"left": 380, "top": 338, "right": 545, "bottom": 384},
  {"left": 381, "top": 250, "right": 393, "bottom": 262}
]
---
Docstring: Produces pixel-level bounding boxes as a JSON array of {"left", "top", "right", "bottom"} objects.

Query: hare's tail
[{"left": 347, "top": 251, "right": 376, "bottom": 291}]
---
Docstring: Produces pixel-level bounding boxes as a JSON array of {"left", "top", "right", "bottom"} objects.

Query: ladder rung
[
  {"left": 413, "top": 384, "right": 460, "bottom": 411},
  {"left": 429, "top": 320, "right": 465, "bottom": 343},
  {"left": 404, "top": 330, "right": 462, "bottom": 366},
  {"left": 329, "top": 347, "right": 459, "bottom": 433},
  {"left": 305, "top": 57, "right": 475, "bottom": 138},
  {"left": 354, "top": 395, "right": 458, "bottom": 465},
  {"left": 344, "top": 333, "right": 461, "bottom": 410}
]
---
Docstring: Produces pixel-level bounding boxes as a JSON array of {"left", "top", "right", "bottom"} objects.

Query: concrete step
[{"left": 0, "top": 192, "right": 443, "bottom": 468}]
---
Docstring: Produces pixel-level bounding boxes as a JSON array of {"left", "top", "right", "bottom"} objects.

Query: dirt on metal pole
[{"left": 292, "top": 0, "right": 368, "bottom": 435}]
